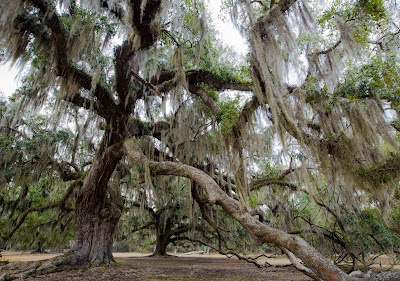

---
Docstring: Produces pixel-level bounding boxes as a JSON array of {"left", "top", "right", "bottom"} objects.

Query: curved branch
[
  {"left": 282, "top": 248, "right": 322, "bottom": 281},
  {"left": 1, "top": 180, "right": 79, "bottom": 241},
  {"left": 123, "top": 138, "right": 353, "bottom": 281}
]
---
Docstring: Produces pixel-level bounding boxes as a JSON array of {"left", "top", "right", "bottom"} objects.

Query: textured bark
[
  {"left": 153, "top": 227, "right": 170, "bottom": 256},
  {"left": 70, "top": 140, "right": 124, "bottom": 265}
]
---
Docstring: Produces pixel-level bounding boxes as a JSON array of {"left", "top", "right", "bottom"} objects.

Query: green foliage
[
  {"left": 247, "top": 192, "right": 258, "bottom": 209},
  {"left": 337, "top": 54, "right": 400, "bottom": 107},
  {"left": 0, "top": 174, "right": 75, "bottom": 251},
  {"left": 343, "top": 208, "right": 400, "bottom": 256},
  {"left": 210, "top": 64, "right": 249, "bottom": 84},
  {"left": 356, "top": 0, "right": 386, "bottom": 21},
  {"left": 391, "top": 204, "right": 400, "bottom": 234},
  {"left": 317, "top": 0, "right": 387, "bottom": 46},
  {"left": 61, "top": 7, "right": 117, "bottom": 37},
  {"left": 216, "top": 99, "right": 240, "bottom": 134}
]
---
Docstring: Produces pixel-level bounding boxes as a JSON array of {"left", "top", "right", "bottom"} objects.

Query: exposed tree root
[
  {"left": 147, "top": 253, "right": 175, "bottom": 258},
  {"left": 0, "top": 253, "right": 116, "bottom": 280}
]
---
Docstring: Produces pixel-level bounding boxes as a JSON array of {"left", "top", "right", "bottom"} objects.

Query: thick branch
[
  {"left": 1, "top": 181, "right": 79, "bottom": 241},
  {"left": 186, "top": 70, "right": 252, "bottom": 92},
  {"left": 21, "top": 0, "right": 117, "bottom": 118},
  {"left": 129, "top": 0, "right": 164, "bottom": 49},
  {"left": 282, "top": 248, "right": 322, "bottom": 281},
  {"left": 188, "top": 85, "right": 220, "bottom": 114},
  {"left": 123, "top": 138, "right": 351, "bottom": 281},
  {"left": 156, "top": 69, "right": 253, "bottom": 93}
]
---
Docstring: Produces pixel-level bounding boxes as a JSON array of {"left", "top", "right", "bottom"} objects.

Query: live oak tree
[
  {"left": 117, "top": 175, "right": 193, "bottom": 256},
  {"left": 0, "top": 97, "right": 79, "bottom": 252},
  {"left": 0, "top": 0, "right": 251, "bottom": 269},
  {"left": 1, "top": 1, "right": 400, "bottom": 281},
  {"left": 117, "top": 175, "right": 259, "bottom": 258}
]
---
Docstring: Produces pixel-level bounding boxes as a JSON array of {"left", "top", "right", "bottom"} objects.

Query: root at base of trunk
[{"left": 0, "top": 253, "right": 116, "bottom": 280}]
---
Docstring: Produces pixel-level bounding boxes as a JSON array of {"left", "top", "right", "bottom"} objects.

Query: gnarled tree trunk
[{"left": 69, "top": 140, "right": 124, "bottom": 265}]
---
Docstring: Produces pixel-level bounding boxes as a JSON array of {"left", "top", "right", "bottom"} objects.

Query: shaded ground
[{"left": 1, "top": 252, "right": 312, "bottom": 281}]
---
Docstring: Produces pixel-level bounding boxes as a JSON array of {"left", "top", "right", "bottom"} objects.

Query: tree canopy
[{"left": 1, "top": 0, "right": 400, "bottom": 280}]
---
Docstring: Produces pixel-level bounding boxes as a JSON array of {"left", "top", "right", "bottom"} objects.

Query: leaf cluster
[{"left": 216, "top": 98, "right": 241, "bottom": 134}]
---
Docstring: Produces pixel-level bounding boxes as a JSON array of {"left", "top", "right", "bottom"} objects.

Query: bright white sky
[
  {"left": 208, "top": 0, "right": 248, "bottom": 56},
  {"left": 0, "top": 0, "right": 247, "bottom": 98},
  {"left": 0, "top": 63, "right": 20, "bottom": 97}
]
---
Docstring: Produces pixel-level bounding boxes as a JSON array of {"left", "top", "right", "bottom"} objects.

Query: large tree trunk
[
  {"left": 69, "top": 141, "right": 124, "bottom": 265},
  {"left": 152, "top": 217, "right": 172, "bottom": 256},
  {"left": 153, "top": 232, "right": 170, "bottom": 256}
]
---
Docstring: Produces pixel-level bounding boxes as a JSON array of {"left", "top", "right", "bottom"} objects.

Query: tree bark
[
  {"left": 69, "top": 141, "right": 124, "bottom": 265},
  {"left": 152, "top": 215, "right": 172, "bottom": 256},
  {"left": 153, "top": 232, "right": 170, "bottom": 256}
]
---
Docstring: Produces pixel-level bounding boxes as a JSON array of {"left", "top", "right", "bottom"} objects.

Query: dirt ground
[{"left": 0, "top": 252, "right": 312, "bottom": 281}]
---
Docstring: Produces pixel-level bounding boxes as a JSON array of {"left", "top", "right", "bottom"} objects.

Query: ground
[{"left": 0, "top": 252, "right": 312, "bottom": 281}]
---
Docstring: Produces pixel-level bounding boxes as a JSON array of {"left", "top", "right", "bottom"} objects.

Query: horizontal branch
[
  {"left": 125, "top": 119, "right": 170, "bottom": 139},
  {"left": 1, "top": 180, "right": 79, "bottom": 241},
  {"left": 20, "top": 0, "right": 117, "bottom": 118},
  {"left": 155, "top": 69, "right": 253, "bottom": 93},
  {"left": 186, "top": 70, "right": 253, "bottom": 92},
  {"left": 250, "top": 179, "right": 298, "bottom": 191}
]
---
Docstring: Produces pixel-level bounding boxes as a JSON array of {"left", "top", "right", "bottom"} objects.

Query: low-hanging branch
[
  {"left": 0, "top": 180, "right": 79, "bottom": 241},
  {"left": 250, "top": 173, "right": 347, "bottom": 232},
  {"left": 179, "top": 236, "right": 265, "bottom": 268},
  {"left": 122, "top": 138, "right": 357, "bottom": 281},
  {"left": 290, "top": 217, "right": 359, "bottom": 266}
]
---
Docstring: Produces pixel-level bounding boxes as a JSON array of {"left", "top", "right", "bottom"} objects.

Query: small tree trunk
[{"left": 68, "top": 142, "right": 124, "bottom": 265}]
